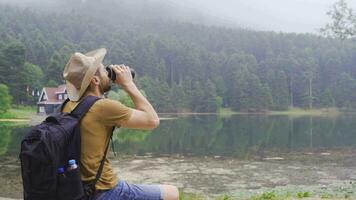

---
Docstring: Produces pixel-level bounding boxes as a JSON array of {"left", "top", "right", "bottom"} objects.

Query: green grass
[
  {"left": 178, "top": 190, "right": 350, "bottom": 200},
  {"left": 218, "top": 107, "right": 241, "bottom": 116},
  {"left": 269, "top": 108, "right": 340, "bottom": 116},
  {"left": 179, "top": 191, "right": 204, "bottom": 200},
  {"left": 250, "top": 191, "right": 291, "bottom": 200},
  {"left": 0, "top": 112, "right": 17, "bottom": 119},
  {"left": 0, "top": 105, "right": 36, "bottom": 119}
]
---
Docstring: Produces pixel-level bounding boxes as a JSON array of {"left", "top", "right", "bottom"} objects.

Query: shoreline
[
  {"left": 1, "top": 149, "right": 355, "bottom": 200},
  {"left": 160, "top": 108, "right": 344, "bottom": 117},
  {"left": 0, "top": 119, "right": 30, "bottom": 122},
  {"left": 0, "top": 109, "right": 348, "bottom": 122}
]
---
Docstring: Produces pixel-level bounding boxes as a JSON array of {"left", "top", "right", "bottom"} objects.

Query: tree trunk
[{"left": 309, "top": 77, "right": 313, "bottom": 109}]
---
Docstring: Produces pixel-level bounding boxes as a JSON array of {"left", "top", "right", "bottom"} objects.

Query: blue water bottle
[
  {"left": 58, "top": 167, "right": 65, "bottom": 175},
  {"left": 57, "top": 167, "right": 66, "bottom": 184},
  {"left": 67, "top": 159, "right": 78, "bottom": 171}
]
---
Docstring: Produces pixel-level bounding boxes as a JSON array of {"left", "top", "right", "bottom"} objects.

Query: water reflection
[
  {"left": 1, "top": 115, "right": 356, "bottom": 158},
  {"left": 113, "top": 114, "right": 356, "bottom": 158},
  {"left": 0, "top": 123, "right": 28, "bottom": 156}
]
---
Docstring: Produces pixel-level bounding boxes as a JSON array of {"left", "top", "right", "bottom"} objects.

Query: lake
[{"left": 1, "top": 114, "right": 356, "bottom": 199}]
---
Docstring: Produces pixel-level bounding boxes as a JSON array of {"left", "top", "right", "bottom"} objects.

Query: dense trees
[
  {"left": 0, "top": 42, "right": 42, "bottom": 104},
  {"left": 0, "top": 1, "right": 355, "bottom": 112}
]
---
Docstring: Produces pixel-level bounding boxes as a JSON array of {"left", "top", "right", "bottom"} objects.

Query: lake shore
[
  {"left": 0, "top": 106, "right": 348, "bottom": 121},
  {"left": 217, "top": 107, "right": 342, "bottom": 117},
  {"left": 1, "top": 107, "right": 355, "bottom": 199},
  {"left": 1, "top": 149, "right": 355, "bottom": 200},
  {"left": 0, "top": 107, "right": 349, "bottom": 127}
]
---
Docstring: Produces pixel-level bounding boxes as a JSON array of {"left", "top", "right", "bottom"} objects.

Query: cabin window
[
  {"left": 58, "top": 94, "right": 63, "bottom": 100},
  {"left": 39, "top": 106, "right": 45, "bottom": 113},
  {"left": 64, "top": 94, "right": 68, "bottom": 99}
]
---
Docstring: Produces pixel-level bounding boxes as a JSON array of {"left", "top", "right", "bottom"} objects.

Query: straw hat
[{"left": 63, "top": 48, "right": 107, "bottom": 101}]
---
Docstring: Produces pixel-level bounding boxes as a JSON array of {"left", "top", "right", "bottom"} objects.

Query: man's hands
[
  {"left": 110, "top": 64, "right": 160, "bottom": 130},
  {"left": 111, "top": 64, "right": 134, "bottom": 90}
]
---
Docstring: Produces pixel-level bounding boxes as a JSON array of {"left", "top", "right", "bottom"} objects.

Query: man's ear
[{"left": 91, "top": 76, "right": 100, "bottom": 85}]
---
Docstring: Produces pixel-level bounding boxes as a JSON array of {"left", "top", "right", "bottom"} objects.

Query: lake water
[{"left": 1, "top": 114, "right": 356, "bottom": 199}]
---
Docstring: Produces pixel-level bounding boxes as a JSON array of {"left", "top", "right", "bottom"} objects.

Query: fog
[
  {"left": 0, "top": 0, "right": 355, "bottom": 34},
  {"left": 168, "top": 0, "right": 356, "bottom": 33}
]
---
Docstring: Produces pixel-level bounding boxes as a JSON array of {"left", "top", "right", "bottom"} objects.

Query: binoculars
[{"left": 106, "top": 66, "right": 136, "bottom": 81}]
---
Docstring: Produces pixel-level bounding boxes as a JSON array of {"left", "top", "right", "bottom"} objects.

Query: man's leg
[
  {"left": 159, "top": 185, "right": 179, "bottom": 200},
  {"left": 96, "top": 180, "right": 179, "bottom": 200}
]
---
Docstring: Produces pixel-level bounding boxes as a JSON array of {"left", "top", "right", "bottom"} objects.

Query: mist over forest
[{"left": 0, "top": 0, "right": 355, "bottom": 112}]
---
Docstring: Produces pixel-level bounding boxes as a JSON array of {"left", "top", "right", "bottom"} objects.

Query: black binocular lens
[{"left": 106, "top": 66, "right": 135, "bottom": 81}]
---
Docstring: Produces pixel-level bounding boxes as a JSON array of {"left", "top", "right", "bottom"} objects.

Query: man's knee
[{"left": 160, "top": 185, "right": 179, "bottom": 200}]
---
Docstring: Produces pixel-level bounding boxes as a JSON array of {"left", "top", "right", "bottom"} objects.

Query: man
[{"left": 62, "top": 48, "right": 179, "bottom": 200}]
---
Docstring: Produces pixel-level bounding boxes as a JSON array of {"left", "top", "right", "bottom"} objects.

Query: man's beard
[{"left": 99, "top": 81, "right": 111, "bottom": 94}]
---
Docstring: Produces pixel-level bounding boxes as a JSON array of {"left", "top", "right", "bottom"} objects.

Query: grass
[
  {"left": 179, "top": 192, "right": 205, "bottom": 200},
  {"left": 178, "top": 190, "right": 352, "bottom": 200},
  {"left": 0, "top": 105, "right": 36, "bottom": 119},
  {"left": 218, "top": 107, "right": 240, "bottom": 116},
  {"left": 269, "top": 108, "right": 340, "bottom": 117}
]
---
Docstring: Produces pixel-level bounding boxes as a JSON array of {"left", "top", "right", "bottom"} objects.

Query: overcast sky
[
  {"left": 167, "top": 0, "right": 356, "bottom": 33},
  {"left": 1, "top": 0, "right": 355, "bottom": 34}
]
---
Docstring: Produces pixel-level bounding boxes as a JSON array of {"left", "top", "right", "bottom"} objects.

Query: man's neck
[{"left": 83, "top": 89, "right": 103, "bottom": 98}]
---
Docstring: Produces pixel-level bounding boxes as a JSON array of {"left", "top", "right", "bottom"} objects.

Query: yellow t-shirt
[{"left": 62, "top": 97, "right": 132, "bottom": 190}]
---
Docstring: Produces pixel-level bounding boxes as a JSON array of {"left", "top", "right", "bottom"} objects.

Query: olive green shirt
[{"left": 62, "top": 98, "right": 132, "bottom": 190}]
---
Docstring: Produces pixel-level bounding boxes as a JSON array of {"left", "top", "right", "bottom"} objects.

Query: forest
[{"left": 0, "top": 0, "right": 355, "bottom": 113}]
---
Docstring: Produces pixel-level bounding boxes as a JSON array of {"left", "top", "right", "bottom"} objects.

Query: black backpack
[{"left": 19, "top": 95, "right": 110, "bottom": 200}]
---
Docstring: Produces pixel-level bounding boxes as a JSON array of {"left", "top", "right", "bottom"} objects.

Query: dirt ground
[{"left": 0, "top": 149, "right": 355, "bottom": 199}]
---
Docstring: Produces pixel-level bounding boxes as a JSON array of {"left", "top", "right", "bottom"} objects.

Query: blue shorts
[{"left": 95, "top": 180, "right": 163, "bottom": 200}]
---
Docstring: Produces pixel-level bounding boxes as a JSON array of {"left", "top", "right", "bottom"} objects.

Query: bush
[{"left": 0, "top": 84, "right": 12, "bottom": 114}]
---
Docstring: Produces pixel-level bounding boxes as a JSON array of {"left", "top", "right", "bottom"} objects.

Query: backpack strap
[
  {"left": 83, "top": 129, "right": 114, "bottom": 199},
  {"left": 60, "top": 95, "right": 100, "bottom": 117},
  {"left": 59, "top": 98, "right": 70, "bottom": 113},
  {"left": 93, "top": 132, "right": 112, "bottom": 187},
  {"left": 71, "top": 95, "right": 101, "bottom": 119}
]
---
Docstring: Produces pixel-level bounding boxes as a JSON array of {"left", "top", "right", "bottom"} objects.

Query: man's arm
[{"left": 112, "top": 65, "right": 160, "bottom": 130}]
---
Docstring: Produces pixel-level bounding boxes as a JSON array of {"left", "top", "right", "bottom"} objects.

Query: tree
[
  {"left": 138, "top": 76, "right": 172, "bottom": 112},
  {"left": 22, "top": 62, "right": 43, "bottom": 103},
  {"left": 170, "top": 83, "right": 188, "bottom": 112},
  {"left": 1, "top": 42, "right": 27, "bottom": 104},
  {"left": 298, "top": 48, "right": 318, "bottom": 109},
  {"left": 267, "top": 70, "right": 289, "bottom": 110},
  {"left": 0, "top": 84, "right": 12, "bottom": 113},
  {"left": 201, "top": 79, "right": 220, "bottom": 112},
  {"left": 321, "top": 0, "right": 356, "bottom": 39},
  {"left": 320, "top": 88, "right": 335, "bottom": 107},
  {"left": 108, "top": 89, "right": 135, "bottom": 108},
  {"left": 239, "top": 73, "right": 271, "bottom": 111},
  {"left": 46, "top": 51, "right": 66, "bottom": 84},
  {"left": 333, "top": 72, "right": 355, "bottom": 107}
]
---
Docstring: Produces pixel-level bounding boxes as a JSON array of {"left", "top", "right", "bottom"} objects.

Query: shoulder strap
[
  {"left": 70, "top": 96, "right": 101, "bottom": 119},
  {"left": 92, "top": 131, "right": 113, "bottom": 188},
  {"left": 59, "top": 98, "right": 70, "bottom": 113}
]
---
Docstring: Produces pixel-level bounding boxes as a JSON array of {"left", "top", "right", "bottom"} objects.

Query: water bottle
[
  {"left": 67, "top": 159, "right": 78, "bottom": 171},
  {"left": 58, "top": 167, "right": 65, "bottom": 174},
  {"left": 57, "top": 167, "right": 66, "bottom": 182}
]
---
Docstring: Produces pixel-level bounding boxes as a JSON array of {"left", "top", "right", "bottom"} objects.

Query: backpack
[{"left": 19, "top": 95, "right": 109, "bottom": 200}]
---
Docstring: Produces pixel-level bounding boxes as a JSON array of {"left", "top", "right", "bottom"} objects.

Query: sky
[
  {"left": 166, "top": 0, "right": 356, "bottom": 33},
  {"left": 0, "top": 0, "right": 355, "bottom": 34}
]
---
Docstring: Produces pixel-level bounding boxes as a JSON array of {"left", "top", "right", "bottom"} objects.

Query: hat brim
[{"left": 66, "top": 48, "right": 107, "bottom": 101}]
